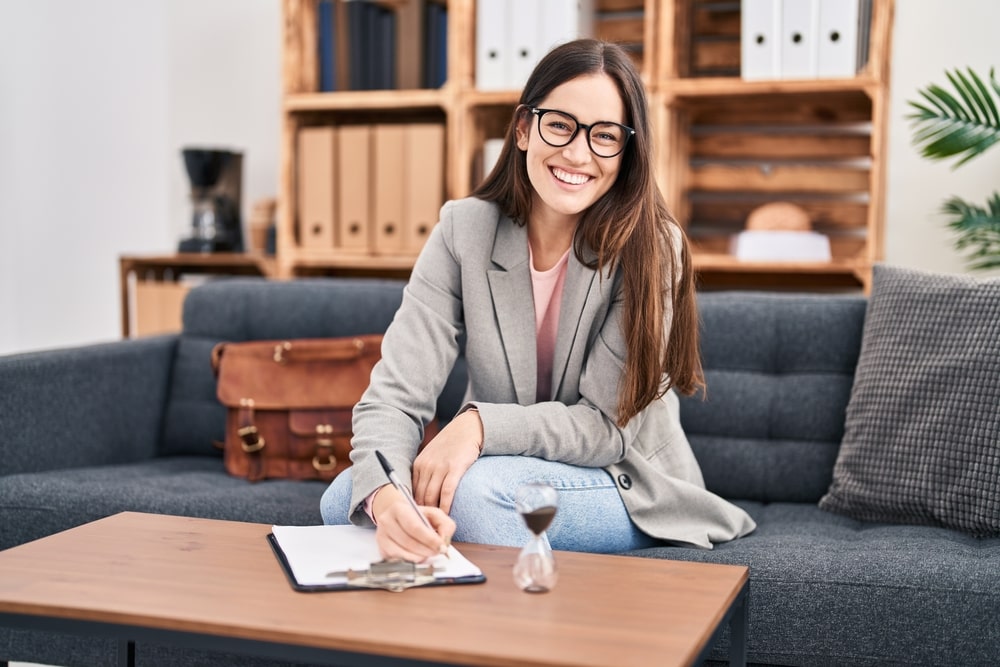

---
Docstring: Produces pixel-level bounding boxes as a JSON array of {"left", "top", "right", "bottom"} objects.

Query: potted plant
[{"left": 907, "top": 67, "right": 1000, "bottom": 270}]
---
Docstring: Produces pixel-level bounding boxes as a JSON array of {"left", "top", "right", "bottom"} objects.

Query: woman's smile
[{"left": 550, "top": 166, "right": 593, "bottom": 187}]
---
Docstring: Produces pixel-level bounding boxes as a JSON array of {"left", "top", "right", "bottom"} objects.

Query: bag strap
[
  {"left": 212, "top": 336, "right": 378, "bottom": 377},
  {"left": 271, "top": 337, "right": 373, "bottom": 364}
]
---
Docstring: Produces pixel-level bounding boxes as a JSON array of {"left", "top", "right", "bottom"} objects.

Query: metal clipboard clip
[{"left": 326, "top": 559, "right": 440, "bottom": 593}]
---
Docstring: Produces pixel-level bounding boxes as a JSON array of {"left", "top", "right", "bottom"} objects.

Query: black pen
[{"left": 374, "top": 450, "right": 450, "bottom": 558}]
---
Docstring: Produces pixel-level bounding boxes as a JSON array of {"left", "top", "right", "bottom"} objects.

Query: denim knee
[{"left": 320, "top": 468, "right": 353, "bottom": 525}]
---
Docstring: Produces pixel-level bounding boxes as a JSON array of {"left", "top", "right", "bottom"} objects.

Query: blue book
[
  {"left": 435, "top": 2, "right": 447, "bottom": 87},
  {"left": 347, "top": 1, "right": 367, "bottom": 90},
  {"left": 370, "top": 3, "right": 395, "bottom": 90},
  {"left": 424, "top": 1, "right": 447, "bottom": 88},
  {"left": 318, "top": 0, "right": 336, "bottom": 91}
]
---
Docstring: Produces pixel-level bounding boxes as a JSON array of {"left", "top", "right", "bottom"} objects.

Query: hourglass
[{"left": 513, "top": 482, "right": 558, "bottom": 592}]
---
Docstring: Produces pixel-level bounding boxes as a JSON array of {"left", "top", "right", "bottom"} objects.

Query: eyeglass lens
[{"left": 535, "top": 109, "right": 628, "bottom": 157}]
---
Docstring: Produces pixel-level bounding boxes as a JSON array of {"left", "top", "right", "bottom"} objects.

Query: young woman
[{"left": 320, "top": 39, "right": 755, "bottom": 562}]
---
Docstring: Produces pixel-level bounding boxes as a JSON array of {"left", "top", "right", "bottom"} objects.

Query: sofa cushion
[
  {"left": 681, "top": 292, "right": 866, "bottom": 503},
  {"left": 0, "top": 457, "right": 326, "bottom": 551},
  {"left": 629, "top": 502, "right": 1000, "bottom": 666},
  {"left": 819, "top": 264, "right": 1000, "bottom": 537}
]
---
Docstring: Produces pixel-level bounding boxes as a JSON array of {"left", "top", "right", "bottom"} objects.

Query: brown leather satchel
[{"left": 211, "top": 335, "right": 383, "bottom": 482}]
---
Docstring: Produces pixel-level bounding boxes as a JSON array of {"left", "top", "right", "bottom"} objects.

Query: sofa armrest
[{"left": 0, "top": 336, "right": 178, "bottom": 476}]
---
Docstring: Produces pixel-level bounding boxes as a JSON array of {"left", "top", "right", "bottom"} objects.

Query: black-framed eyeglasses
[{"left": 529, "top": 107, "right": 635, "bottom": 158}]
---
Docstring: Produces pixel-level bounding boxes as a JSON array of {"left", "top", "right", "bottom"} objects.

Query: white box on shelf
[{"left": 730, "top": 230, "right": 832, "bottom": 261}]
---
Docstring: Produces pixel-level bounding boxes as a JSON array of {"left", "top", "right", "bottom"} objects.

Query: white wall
[
  {"left": 0, "top": 1, "right": 171, "bottom": 355},
  {"left": 0, "top": 1, "right": 996, "bottom": 355},
  {"left": 0, "top": 0, "right": 280, "bottom": 355},
  {"left": 884, "top": 0, "right": 1000, "bottom": 276}
]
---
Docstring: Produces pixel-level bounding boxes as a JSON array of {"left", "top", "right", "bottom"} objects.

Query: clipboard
[{"left": 267, "top": 524, "right": 486, "bottom": 593}]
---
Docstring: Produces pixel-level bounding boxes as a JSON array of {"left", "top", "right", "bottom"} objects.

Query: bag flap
[
  {"left": 288, "top": 409, "right": 354, "bottom": 436},
  {"left": 214, "top": 335, "right": 382, "bottom": 409}
]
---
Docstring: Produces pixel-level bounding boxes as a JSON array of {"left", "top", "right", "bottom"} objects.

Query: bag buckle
[
  {"left": 238, "top": 398, "right": 266, "bottom": 453},
  {"left": 273, "top": 341, "right": 292, "bottom": 364},
  {"left": 312, "top": 424, "right": 337, "bottom": 472}
]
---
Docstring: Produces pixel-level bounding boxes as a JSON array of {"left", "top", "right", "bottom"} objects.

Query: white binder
[
  {"left": 476, "top": 0, "right": 510, "bottom": 90},
  {"left": 780, "top": 0, "right": 818, "bottom": 79},
  {"left": 482, "top": 138, "right": 505, "bottom": 183},
  {"left": 538, "top": 0, "right": 594, "bottom": 64},
  {"left": 509, "top": 0, "right": 541, "bottom": 89},
  {"left": 741, "top": 0, "right": 781, "bottom": 80},
  {"left": 816, "top": 0, "right": 860, "bottom": 78}
]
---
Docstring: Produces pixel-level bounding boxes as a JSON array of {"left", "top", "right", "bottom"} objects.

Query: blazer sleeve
[{"left": 346, "top": 200, "right": 467, "bottom": 525}]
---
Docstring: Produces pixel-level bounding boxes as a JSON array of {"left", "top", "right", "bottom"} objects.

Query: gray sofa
[{"left": 1, "top": 276, "right": 997, "bottom": 666}]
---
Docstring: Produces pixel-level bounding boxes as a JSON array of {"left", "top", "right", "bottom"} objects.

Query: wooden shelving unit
[
  {"left": 277, "top": 0, "right": 894, "bottom": 291},
  {"left": 119, "top": 254, "right": 276, "bottom": 338}
]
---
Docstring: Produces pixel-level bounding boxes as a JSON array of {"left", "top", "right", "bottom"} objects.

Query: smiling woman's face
[{"left": 516, "top": 73, "right": 626, "bottom": 227}]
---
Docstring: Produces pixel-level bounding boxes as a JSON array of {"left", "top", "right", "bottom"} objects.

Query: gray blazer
[{"left": 349, "top": 197, "right": 756, "bottom": 548}]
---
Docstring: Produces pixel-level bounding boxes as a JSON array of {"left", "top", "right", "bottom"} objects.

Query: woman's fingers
[{"left": 375, "top": 499, "right": 455, "bottom": 562}]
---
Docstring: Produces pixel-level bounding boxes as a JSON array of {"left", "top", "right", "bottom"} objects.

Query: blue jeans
[{"left": 319, "top": 455, "right": 658, "bottom": 553}]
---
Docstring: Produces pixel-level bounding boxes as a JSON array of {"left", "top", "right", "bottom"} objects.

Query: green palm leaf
[
  {"left": 907, "top": 67, "right": 1000, "bottom": 167},
  {"left": 941, "top": 193, "right": 1000, "bottom": 271}
]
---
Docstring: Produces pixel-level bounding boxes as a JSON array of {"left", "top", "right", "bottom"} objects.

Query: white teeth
[{"left": 552, "top": 167, "right": 590, "bottom": 185}]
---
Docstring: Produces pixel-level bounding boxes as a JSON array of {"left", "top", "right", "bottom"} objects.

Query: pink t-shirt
[{"left": 529, "top": 246, "right": 571, "bottom": 403}]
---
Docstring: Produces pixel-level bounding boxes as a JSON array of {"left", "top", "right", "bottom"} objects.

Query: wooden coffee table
[{"left": 0, "top": 512, "right": 748, "bottom": 667}]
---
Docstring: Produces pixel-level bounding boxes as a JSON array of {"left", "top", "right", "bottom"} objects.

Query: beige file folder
[
  {"left": 372, "top": 124, "right": 406, "bottom": 255},
  {"left": 296, "top": 126, "right": 336, "bottom": 249},
  {"left": 404, "top": 123, "right": 445, "bottom": 254},
  {"left": 336, "top": 124, "right": 372, "bottom": 252}
]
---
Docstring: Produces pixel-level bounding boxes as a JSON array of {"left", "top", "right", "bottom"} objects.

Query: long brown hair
[{"left": 473, "top": 39, "right": 704, "bottom": 426}]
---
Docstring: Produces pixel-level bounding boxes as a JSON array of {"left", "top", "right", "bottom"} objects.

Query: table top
[{"left": 0, "top": 512, "right": 747, "bottom": 667}]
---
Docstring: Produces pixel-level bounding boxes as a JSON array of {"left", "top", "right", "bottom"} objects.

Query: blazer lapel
[
  {"left": 552, "top": 246, "right": 607, "bottom": 400},
  {"left": 487, "top": 217, "right": 536, "bottom": 405}
]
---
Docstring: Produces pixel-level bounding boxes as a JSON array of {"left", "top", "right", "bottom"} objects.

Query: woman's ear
[{"left": 515, "top": 110, "right": 531, "bottom": 151}]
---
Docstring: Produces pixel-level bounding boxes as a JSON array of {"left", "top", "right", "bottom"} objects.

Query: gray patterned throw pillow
[{"left": 819, "top": 264, "right": 1000, "bottom": 537}]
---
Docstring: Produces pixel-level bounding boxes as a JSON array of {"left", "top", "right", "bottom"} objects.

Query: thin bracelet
[{"left": 368, "top": 484, "right": 387, "bottom": 526}]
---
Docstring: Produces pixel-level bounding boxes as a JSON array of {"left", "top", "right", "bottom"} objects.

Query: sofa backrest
[
  {"left": 159, "top": 278, "right": 467, "bottom": 457},
  {"left": 680, "top": 292, "right": 866, "bottom": 503},
  {"left": 160, "top": 279, "right": 866, "bottom": 505}
]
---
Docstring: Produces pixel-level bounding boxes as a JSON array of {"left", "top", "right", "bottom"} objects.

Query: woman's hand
[
  {"left": 371, "top": 484, "right": 455, "bottom": 562},
  {"left": 412, "top": 408, "right": 483, "bottom": 513}
]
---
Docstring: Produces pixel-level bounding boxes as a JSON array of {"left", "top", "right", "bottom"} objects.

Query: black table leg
[
  {"left": 728, "top": 588, "right": 748, "bottom": 667},
  {"left": 118, "top": 639, "right": 136, "bottom": 667}
]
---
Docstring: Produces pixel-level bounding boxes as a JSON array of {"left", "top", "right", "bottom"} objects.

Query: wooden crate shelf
[{"left": 275, "top": 0, "right": 893, "bottom": 291}]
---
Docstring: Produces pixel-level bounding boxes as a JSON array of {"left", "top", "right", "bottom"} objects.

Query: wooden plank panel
[
  {"left": 691, "top": 133, "right": 871, "bottom": 159},
  {"left": 596, "top": 16, "right": 645, "bottom": 44},
  {"left": 686, "top": 95, "right": 872, "bottom": 125},
  {"left": 690, "top": 164, "right": 871, "bottom": 193},
  {"left": 691, "top": 200, "right": 869, "bottom": 229},
  {"left": 692, "top": 40, "right": 740, "bottom": 71},
  {"left": 596, "top": 0, "right": 644, "bottom": 10},
  {"left": 693, "top": 6, "right": 740, "bottom": 37},
  {"left": 300, "top": 0, "right": 318, "bottom": 93}
]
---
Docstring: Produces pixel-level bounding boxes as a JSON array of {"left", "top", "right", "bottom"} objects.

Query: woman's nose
[{"left": 561, "top": 130, "right": 592, "bottom": 162}]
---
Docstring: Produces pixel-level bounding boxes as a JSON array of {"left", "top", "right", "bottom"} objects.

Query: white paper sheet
[{"left": 271, "top": 524, "right": 482, "bottom": 587}]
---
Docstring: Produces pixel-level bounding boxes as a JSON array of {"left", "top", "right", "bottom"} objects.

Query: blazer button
[{"left": 617, "top": 474, "right": 632, "bottom": 490}]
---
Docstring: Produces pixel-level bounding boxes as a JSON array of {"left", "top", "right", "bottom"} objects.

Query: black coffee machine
[{"left": 178, "top": 147, "right": 244, "bottom": 253}]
